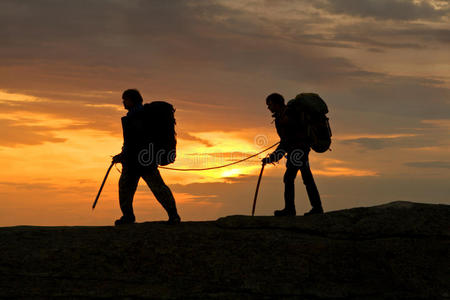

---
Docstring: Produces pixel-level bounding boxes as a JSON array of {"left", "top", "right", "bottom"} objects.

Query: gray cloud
[
  {"left": 329, "top": 22, "right": 450, "bottom": 50},
  {"left": 0, "top": 0, "right": 448, "bottom": 139},
  {"left": 331, "top": 75, "right": 450, "bottom": 120},
  {"left": 340, "top": 135, "right": 445, "bottom": 150},
  {"left": 177, "top": 131, "right": 214, "bottom": 147},
  {"left": 404, "top": 161, "right": 450, "bottom": 169},
  {"left": 0, "top": 0, "right": 388, "bottom": 94},
  {"left": 315, "top": 0, "right": 450, "bottom": 21},
  {"left": 393, "top": 27, "right": 450, "bottom": 44},
  {"left": 332, "top": 32, "right": 424, "bottom": 50}
]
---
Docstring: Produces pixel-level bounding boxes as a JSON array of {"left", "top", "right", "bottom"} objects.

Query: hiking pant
[
  {"left": 119, "top": 166, "right": 178, "bottom": 219},
  {"left": 283, "top": 149, "right": 322, "bottom": 210}
]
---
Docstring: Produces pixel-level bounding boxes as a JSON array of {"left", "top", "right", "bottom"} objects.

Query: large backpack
[
  {"left": 287, "top": 93, "right": 332, "bottom": 153},
  {"left": 143, "top": 101, "right": 176, "bottom": 165}
]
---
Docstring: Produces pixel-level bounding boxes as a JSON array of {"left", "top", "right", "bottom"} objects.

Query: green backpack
[{"left": 287, "top": 93, "right": 332, "bottom": 153}]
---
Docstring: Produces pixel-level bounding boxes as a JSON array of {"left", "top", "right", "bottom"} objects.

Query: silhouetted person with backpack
[
  {"left": 112, "top": 89, "right": 180, "bottom": 225},
  {"left": 262, "top": 93, "right": 324, "bottom": 216}
]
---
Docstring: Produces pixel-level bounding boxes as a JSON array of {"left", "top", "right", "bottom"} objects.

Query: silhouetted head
[
  {"left": 122, "top": 89, "right": 143, "bottom": 110},
  {"left": 266, "top": 93, "right": 285, "bottom": 114}
]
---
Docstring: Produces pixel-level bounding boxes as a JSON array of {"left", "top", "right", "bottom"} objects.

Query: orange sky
[{"left": 0, "top": 0, "right": 449, "bottom": 226}]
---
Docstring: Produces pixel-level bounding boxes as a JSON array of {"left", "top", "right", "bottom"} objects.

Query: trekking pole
[
  {"left": 251, "top": 163, "right": 265, "bottom": 216},
  {"left": 92, "top": 162, "right": 114, "bottom": 210}
]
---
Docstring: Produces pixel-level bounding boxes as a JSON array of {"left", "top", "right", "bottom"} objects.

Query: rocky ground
[{"left": 0, "top": 201, "right": 449, "bottom": 299}]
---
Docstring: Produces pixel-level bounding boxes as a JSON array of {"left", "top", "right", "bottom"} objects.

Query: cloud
[
  {"left": 0, "top": 94, "right": 123, "bottom": 133},
  {"left": 313, "top": 158, "right": 379, "bottom": 177},
  {"left": 0, "top": 181, "right": 61, "bottom": 191},
  {"left": 0, "top": 119, "right": 66, "bottom": 147},
  {"left": 332, "top": 31, "right": 424, "bottom": 50},
  {"left": 0, "top": 0, "right": 448, "bottom": 160},
  {"left": 178, "top": 131, "right": 214, "bottom": 147},
  {"left": 314, "top": 0, "right": 450, "bottom": 21},
  {"left": 404, "top": 161, "right": 450, "bottom": 169},
  {"left": 0, "top": 91, "right": 126, "bottom": 147},
  {"left": 421, "top": 119, "right": 450, "bottom": 129},
  {"left": 333, "top": 75, "right": 450, "bottom": 120},
  {"left": 374, "top": 120, "right": 450, "bottom": 153},
  {"left": 329, "top": 22, "right": 450, "bottom": 50},
  {"left": 188, "top": 151, "right": 259, "bottom": 159},
  {"left": 0, "top": 0, "right": 448, "bottom": 122},
  {"left": 0, "top": 0, "right": 391, "bottom": 96},
  {"left": 340, "top": 133, "right": 447, "bottom": 150}
]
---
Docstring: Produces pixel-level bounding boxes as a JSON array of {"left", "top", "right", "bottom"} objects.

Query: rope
[
  {"left": 113, "top": 142, "right": 279, "bottom": 173},
  {"left": 159, "top": 142, "right": 279, "bottom": 171}
]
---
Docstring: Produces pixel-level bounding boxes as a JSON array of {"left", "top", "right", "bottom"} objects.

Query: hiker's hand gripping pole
[{"left": 92, "top": 162, "right": 115, "bottom": 210}]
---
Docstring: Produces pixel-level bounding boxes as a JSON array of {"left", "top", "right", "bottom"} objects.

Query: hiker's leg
[
  {"left": 118, "top": 167, "right": 140, "bottom": 219},
  {"left": 283, "top": 165, "right": 299, "bottom": 211},
  {"left": 142, "top": 167, "right": 179, "bottom": 217},
  {"left": 299, "top": 161, "right": 322, "bottom": 209}
]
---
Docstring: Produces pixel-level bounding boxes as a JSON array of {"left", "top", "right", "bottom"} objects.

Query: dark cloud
[
  {"left": 340, "top": 134, "right": 446, "bottom": 150},
  {"left": 0, "top": 0, "right": 446, "bottom": 99},
  {"left": 331, "top": 75, "right": 450, "bottom": 120},
  {"left": 1, "top": 0, "right": 447, "bottom": 87},
  {"left": 332, "top": 32, "right": 424, "bottom": 49},
  {"left": 393, "top": 27, "right": 450, "bottom": 44},
  {"left": 177, "top": 132, "right": 214, "bottom": 147},
  {"left": 329, "top": 22, "right": 450, "bottom": 50},
  {"left": 315, "top": 0, "right": 450, "bottom": 21},
  {"left": 404, "top": 161, "right": 450, "bottom": 169},
  {"left": 0, "top": 0, "right": 386, "bottom": 98},
  {"left": 0, "top": 0, "right": 448, "bottom": 138},
  {"left": 367, "top": 48, "right": 386, "bottom": 53}
]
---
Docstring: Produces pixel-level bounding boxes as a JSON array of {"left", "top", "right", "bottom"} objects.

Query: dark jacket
[
  {"left": 121, "top": 104, "right": 153, "bottom": 170},
  {"left": 269, "top": 106, "right": 309, "bottom": 163}
]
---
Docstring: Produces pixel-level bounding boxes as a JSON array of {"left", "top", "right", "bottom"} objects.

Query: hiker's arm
[
  {"left": 263, "top": 143, "right": 286, "bottom": 164},
  {"left": 112, "top": 144, "right": 126, "bottom": 164},
  {"left": 112, "top": 152, "right": 123, "bottom": 164},
  {"left": 272, "top": 142, "right": 287, "bottom": 161}
]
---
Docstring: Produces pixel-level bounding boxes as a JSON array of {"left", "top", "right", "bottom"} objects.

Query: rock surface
[{"left": 0, "top": 201, "right": 449, "bottom": 299}]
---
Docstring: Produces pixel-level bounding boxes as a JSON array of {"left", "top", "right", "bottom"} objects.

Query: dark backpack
[
  {"left": 143, "top": 101, "right": 176, "bottom": 165},
  {"left": 287, "top": 93, "right": 332, "bottom": 153}
]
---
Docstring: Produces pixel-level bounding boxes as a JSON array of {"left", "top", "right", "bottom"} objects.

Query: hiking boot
[
  {"left": 274, "top": 208, "right": 296, "bottom": 217},
  {"left": 167, "top": 213, "right": 181, "bottom": 225},
  {"left": 114, "top": 215, "right": 136, "bottom": 226},
  {"left": 304, "top": 207, "right": 324, "bottom": 216}
]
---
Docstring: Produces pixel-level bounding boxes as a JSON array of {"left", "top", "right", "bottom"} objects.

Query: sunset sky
[{"left": 0, "top": 0, "right": 449, "bottom": 226}]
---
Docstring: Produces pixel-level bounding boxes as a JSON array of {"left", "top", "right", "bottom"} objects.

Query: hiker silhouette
[
  {"left": 112, "top": 89, "right": 180, "bottom": 225},
  {"left": 262, "top": 93, "right": 324, "bottom": 216}
]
